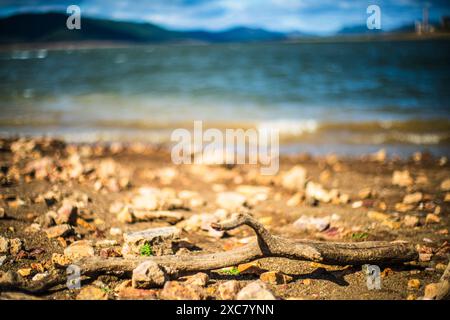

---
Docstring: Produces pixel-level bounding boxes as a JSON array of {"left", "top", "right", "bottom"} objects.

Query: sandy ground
[{"left": 0, "top": 137, "right": 449, "bottom": 300}]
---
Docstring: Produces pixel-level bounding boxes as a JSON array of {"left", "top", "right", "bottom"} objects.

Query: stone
[
  {"left": 117, "top": 206, "right": 134, "bottom": 224},
  {"left": 184, "top": 272, "right": 209, "bottom": 287},
  {"left": 367, "top": 211, "right": 390, "bottom": 221},
  {"left": 403, "top": 215, "right": 420, "bottom": 228},
  {"left": 0, "top": 236, "right": 9, "bottom": 254},
  {"left": 419, "top": 253, "right": 432, "bottom": 262},
  {"left": 403, "top": 192, "right": 423, "bottom": 204},
  {"left": 425, "top": 213, "right": 440, "bottom": 224},
  {"left": 444, "top": 193, "right": 450, "bottom": 202},
  {"left": 392, "top": 170, "right": 413, "bottom": 187},
  {"left": 407, "top": 279, "right": 421, "bottom": 290},
  {"left": 236, "top": 280, "right": 276, "bottom": 300},
  {"left": 76, "top": 285, "right": 108, "bottom": 300},
  {"left": 17, "top": 268, "right": 32, "bottom": 277},
  {"left": 293, "top": 215, "right": 330, "bottom": 232},
  {"left": 281, "top": 165, "right": 307, "bottom": 191},
  {"left": 109, "top": 227, "right": 123, "bottom": 236},
  {"left": 32, "top": 272, "right": 48, "bottom": 282},
  {"left": 51, "top": 253, "right": 72, "bottom": 267},
  {"left": 55, "top": 201, "right": 78, "bottom": 225},
  {"left": 159, "top": 281, "right": 207, "bottom": 300},
  {"left": 0, "top": 256, "right": 6, "bottom": 266},
  {"left": 286, "top": 193, "right": 302, "bottom": 206},
  {"left": 44, "top": 224, "right": 73, "bottom": 238},
  {"left": 305, "top": 182, "right": 331, "bottom": 203},
  {"left": 64, "top": 240, "right": 95, "bottom": 260},
  {"left": 24, "top": 223, "right": 41, "bottom": 233},
  {"left": 424, "top": 283, "right": 440, "bottom": 299},
  {"left": 395, "top": 203, "right": 415, "bottom": 213},
  {"left": 122, "top": 226, "right": 181, "bottom": 257},
  {"left": 0, "top": 207, "right": 5, "bottom": 219},
  {"left": 237, "top": 262, "right": 266, "bottom": 275},
  {"left": 132, "top": 260, "right": 167, "bottom": 289},
  {"left": 440, "top": 178, "right": 450, "bottom": 191},
  {"left": 216, "top": 192, "right": 247, "bottom": 211},
  {"left": 9, "top": 238, "right": 23, "bottom": 255},
  {"left": 358, "top": 187, "right": 373, "bottom": 199},
  {"left": 260, "top": 271, "right": 293, "bottom": 285},
  {"left": 117, "top": 287, "right": 158, "bottom": 300},
  {"left": 218, "top": 280, "right": 241, "bottom": 300}
]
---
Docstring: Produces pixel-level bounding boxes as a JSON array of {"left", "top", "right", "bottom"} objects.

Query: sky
[{"left": 1, "top": 0, "right": 450, "bottom": 34}]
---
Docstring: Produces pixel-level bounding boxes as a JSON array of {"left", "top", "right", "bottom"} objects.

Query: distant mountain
[
  {"left": 0, "top": 12, "right": 287, "bottom": 44},
  {"left": 337, "top": 25, "right": 384, "bottom": 35}
]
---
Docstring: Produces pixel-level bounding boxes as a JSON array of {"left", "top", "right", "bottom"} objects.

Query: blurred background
[{"left": 0, "top": 0, "right": 449, "bottom": 157}]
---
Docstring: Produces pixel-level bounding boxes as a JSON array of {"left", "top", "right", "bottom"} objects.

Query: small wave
[{"left": 257, "top": 119, "right": 318, "bottom": 136}]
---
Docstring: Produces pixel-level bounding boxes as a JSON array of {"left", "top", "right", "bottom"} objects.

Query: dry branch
[{"left": 0, "top": 213, "right": 419, "bottom": 294}]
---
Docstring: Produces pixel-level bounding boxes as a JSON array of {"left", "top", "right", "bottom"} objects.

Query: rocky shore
[{"left": 0, "top": 137, "right": 449, "bottom": 300}]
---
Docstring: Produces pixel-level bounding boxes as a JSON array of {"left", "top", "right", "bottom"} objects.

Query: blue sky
[{"left": 1, "top": 0, "right": 450, "bottom": 34}]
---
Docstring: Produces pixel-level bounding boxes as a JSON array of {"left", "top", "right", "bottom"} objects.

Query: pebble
[
  {"left": 0, "top": 236, "right": 9, "bottom": 254},
  {"left": 218, "top": 280, "right": 241, "bottom": 300},
  {"left": 425, "top": 213, "right": 440, "bottom": 224},
  {"left": 159, "top": 281, "right": 207, "bottom": 300},
  {"left": 0, "top": 207, "right": 5, "bottom": 219},
  {"left": 395, "top": 203, "right": 415, "bottom": 213},
  {"left": 122, "top": 226, "right": 181, "bottom": 257},
  {"left": 403, "top": 215, "right": 420, "bottom": 228},
  {"left": 423, "top": 283, "right": 439, "bottom": 300},
  {"left": 305, "top": 181, "right": 331, "bottom": 203},
  {"left": 403, "top": 192, "right": 423, "bottom": 205},
  {"left": 237, "top": 262, "right": 266, "bottom": 275},
  {"left": 286, "top": 193, "right": 303, "bottom": 207},
  {"left": 117, "top": 287, "right": 158, "bottom": 300},
  {"left": 55, "top": 201, "right": 78, "bottom": 225},
  {"left": 407, "top": 279, "right": 421, "bottom": 290},
  {"left": 293, "top": 215, "right": 330, "bottom": 232},
  {"left": 17, "top": 268, "right": 32, "bottom": 277},
  {"left": 76, "top": 285, "right": 108, "bottom": 300},
  {"left": 109, "top": 227, "right": 123, "bottom": 236},
  {"left": 281, "top": 165, "right": 307, "bottom": 191},
  {"left": 32, "top": 272, "right": 48, "bottom": 282},
  {"left": 0, "top": 255, "right": 6, "bottom": 266},
  {"left": 132, "top": 261, "right": 167, "bottom": 289},
  {"left": 392, "top": 170, "right": 413, "bottom": 187},
  {"left": 184, "top": 272, "right": 209, "bottom": 287},
  {"left": 64, "top": 240, "right": 95, "bottom": 260},
  {"left": 236, "top": 280, "right": 276, "bottom": 300},
  {"left": 51, "top": 253, "right": 72, "bottom": 267},
  {"left": 216, "top": 192, "right": 247, "bottom": 211},
  {"left": 260, "top": 271, "right": 293, "bottom": 285},
  {"left": 117, "top": 206, "right": 134, "bottom": 224},
  {"left": 440, "top": 178, "right": 450, "bottom": 191},
  {"left": 9, "top": 238, "right": 23, "bottom": 255},
  {"left": 44, "top": 224, "right": 73, "bottom": 238}
]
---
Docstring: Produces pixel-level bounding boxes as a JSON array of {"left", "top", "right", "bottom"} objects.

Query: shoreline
[{"left": 1, "top": 32, "right": 450, "bottom": 52}]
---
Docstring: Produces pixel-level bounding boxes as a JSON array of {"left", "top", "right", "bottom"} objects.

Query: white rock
[
  {"left": 293, "top": 215, "right": 330, "bottom": 232},
  {"left": 305, "top": 182, "right": 331, "bottom": 203},
  {"left": 216, "top": 192, "right": 247, "bottom": 211},
  {"left": 281, "top": 166, "right": 307, "bottom": 191},
  {"left": 0, "top": 236, "right": 9, "bottom": 254}
]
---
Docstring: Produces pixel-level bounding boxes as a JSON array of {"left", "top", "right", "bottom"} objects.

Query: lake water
[{"left": 1, "top": 39, "right": 449, "bottom": 156}]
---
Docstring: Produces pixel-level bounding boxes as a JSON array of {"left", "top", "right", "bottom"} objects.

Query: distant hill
[
  {"left": 0, "top": 12, "right": 287, "bottom": 44},
  {"left": 337, "top": 25, "right": 384, "bottom": 35}
]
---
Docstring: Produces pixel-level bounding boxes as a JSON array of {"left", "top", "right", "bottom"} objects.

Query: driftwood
[{"left": 0, "top": 213, "right": 419, "bottom": 294}]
